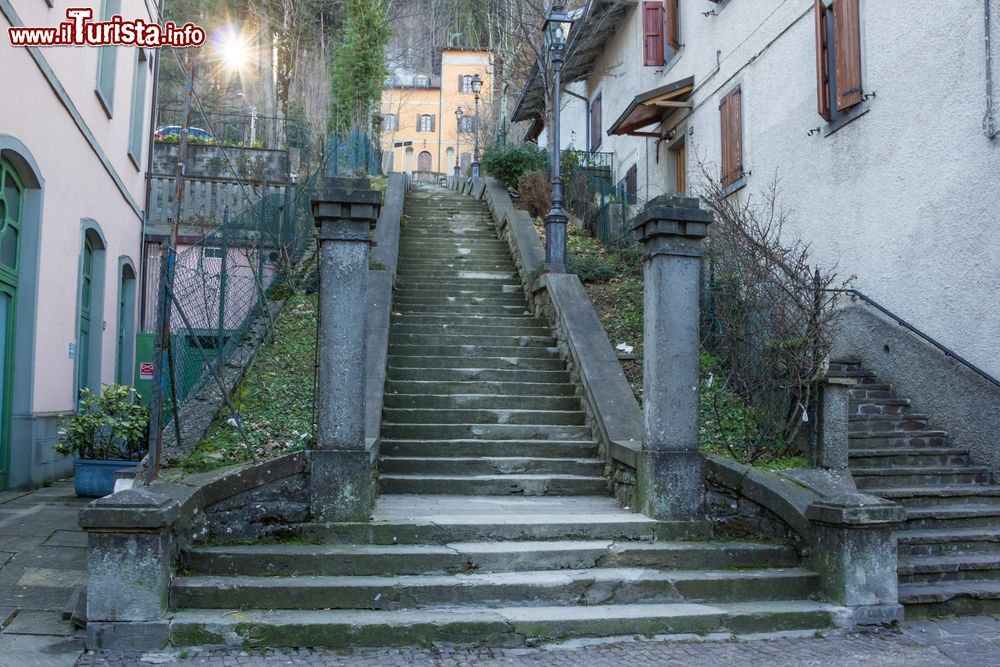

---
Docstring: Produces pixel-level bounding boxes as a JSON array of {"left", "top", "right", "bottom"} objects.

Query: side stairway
[
  {"left": 834, "top": 357, "right": 1000, "bottom": 616},
  {"left": 163, "top": 185, "right": 848, "bottom": 648}
]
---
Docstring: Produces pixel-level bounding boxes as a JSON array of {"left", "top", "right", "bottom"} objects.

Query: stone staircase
[
  {"left": 836, "top": 357, "right": 1000, "bottom": 616},
  {"left": 162, "top": 185, "right": 849, "bottom": 648}
]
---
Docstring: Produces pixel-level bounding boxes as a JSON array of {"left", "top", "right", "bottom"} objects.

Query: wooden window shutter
[
  {"left": 642, "top": 2, "right": 665, "bottom": 66},
  {"left": 590, "top": 95, "right": 602, "bottom": 151},
  {"left": 430, "top": 115, "right": 436, "bottom": 132},
  {"left": 719, "top": 87, "right": 743, "bottom": 187},
  {"left": 834, "top": 0, "right": 863, "bottom": 110},
  {"left": 814, "top": 0, "right": 832, "bottom": 121},
  {"left": 666, "top": 0, "right": 680, "bottom": 51}
]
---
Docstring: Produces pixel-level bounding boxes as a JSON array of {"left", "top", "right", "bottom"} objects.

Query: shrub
[
  {"left": 568, "top": 254, "right": 617, "bottom": 283},
  {"left": 56, "top": 385, "right": 149, "bottom": 461},
  {"left": 481, "top": 143, "right": 548, "bottom": 189},
  {"left": 517, "top": 170, "right": 551, "bottom": 218}
]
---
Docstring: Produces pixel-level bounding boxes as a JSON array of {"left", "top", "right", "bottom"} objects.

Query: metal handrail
[{"left": 824, "top": 288, "right": 1000, "bottom": 390}]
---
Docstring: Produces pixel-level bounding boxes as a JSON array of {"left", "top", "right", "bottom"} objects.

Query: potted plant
[{"left": 56, "top": 384, "right": 149, "bottom": 498}]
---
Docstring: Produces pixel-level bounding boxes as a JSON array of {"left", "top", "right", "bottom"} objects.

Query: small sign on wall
[{"left": 138, "top": 362, "right": 154, "bottom": 381}]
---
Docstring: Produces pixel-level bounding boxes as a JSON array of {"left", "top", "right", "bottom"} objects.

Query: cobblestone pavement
[
  {"left": 0, "top": 482, "right": 90, "bottom": 667},
  {"left": 78, "top": 616, "right": 1000, "bottom": 666}
]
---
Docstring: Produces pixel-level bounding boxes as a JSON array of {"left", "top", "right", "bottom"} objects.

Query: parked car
[{"left": 154, "top": 125, "right": 215, "bottom": 143}]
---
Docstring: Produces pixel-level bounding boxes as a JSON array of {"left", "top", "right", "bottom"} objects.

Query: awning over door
[{"left": 607, "top": 76, "right": 694, "bottom": 137}]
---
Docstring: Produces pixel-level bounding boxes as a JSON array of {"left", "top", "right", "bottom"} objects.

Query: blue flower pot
[{"left": 73, "top": 459, "right": 137, "bottom": 498}]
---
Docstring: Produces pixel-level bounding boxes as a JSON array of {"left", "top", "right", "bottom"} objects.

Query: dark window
[
  {"left": 590, "top": 94, "right": 602, "bottom": 151},
  {"left": 815, "top": 0, "right": 864, "bottom": 122},
  {"left": 384, "top": 114, "right": 398, "bottom": 131},
  {"left": 417, "top": 114, "right": 435, "bottom": 133},
  {"left": 719, "top": 86, "right": 744, "bottom": 188},
  {"left": 459, "top": 75, "right": 474, "bottom": 93},
  {"left": 459, "top": 116, "right": 475, "bottom": 133}
]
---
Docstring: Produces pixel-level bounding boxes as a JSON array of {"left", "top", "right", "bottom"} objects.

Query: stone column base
[
  {"left": 309, "top": 449, "right": 376, "bottom": 522},
  {"left": 637, "top": 450, "right": 705, "bottom": 520}
]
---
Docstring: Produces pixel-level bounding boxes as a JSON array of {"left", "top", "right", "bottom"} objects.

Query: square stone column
[
  {"left": 633, "top": 195, "right": 714, "bottom": 521},
  {"left": 79, "top": 488, "right": 180, "bottom": 649},
  {"left": 814, "top": 377, "right": 859, "bottom": 470},
  {"left": 311, "top": 177, "right": 381, "bottom": 522}
]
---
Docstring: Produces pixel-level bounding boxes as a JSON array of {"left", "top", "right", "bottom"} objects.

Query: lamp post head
[
  {"left": 456, "top": 106, "right": 464, "bottom": 120},
  {"left": 470, "top": 74, "right": 484, "bottom": 95},
  {"left": 544, "top": 4, "right": 573, "bottom": 51}
]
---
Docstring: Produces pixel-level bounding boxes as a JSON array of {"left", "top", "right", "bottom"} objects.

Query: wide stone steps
[
  {"left": 384, "top": 393, "right": 579, "bottom": 411},
  {"left": 172, "top": 567, "right": 820, "bottom": 611},
  {"left": 387, "top": 355, "right": 565, "bottom": 371},
  {"left": 380, "top": 439, "right": 599, "bottom": 458},
  {"left": 389, "top": 333, "right": 555, "bottom": 348},
  {"left": 380, "top": 456, "right": 603, "bottom": 477},
  {"left": 390, "top": 323, "right": 551, "bottom": 337},
  {"left": 877, "top": 485, "right": 1000, "bottom": 508},
  {"left": 849, "top": 448, "right": 973, "bottom": 468},
  {"left": 380, "top": 423, "right": 592, "bottom": 441},
  {"left": 164, "top": 601, "right": 842, "bottom": 648},
  {"left": 386, "top": 367, "right": 572, "bottom": 384},
  {"left": 853, "top": 466, "right": 992, "bottom": 489},
  {"left": 899, "top": 581, "right": 1000, "bottom": 616},
  {"left": 898, "top": 554, "right": 1000, "bottom": 584},
  {"left": 899, "top": 528, "right": 1000, "bottom": 557},
  {"left": 182, "top": 540, "right": 800, "bottom": 577},
  {"left": 903, "top": 504, "right": 1000, "bottom": 531},
  {"left": 848, "top": 414, "right": 930, "bottom": 433},
  {"left": 847, "top": 431, "right": 951, "bottom": 449},
  {"left": 384, "top": 380, "right": 577, "bottom": 397},
  {"left": 382, "top": 408, "right": 586, "bottom": 426},
  {"left": 379, "top": 473, "right": 608, "bottom": 496},
  {"left": 388, "top": 344, "right": 562, "bottom": 359}
]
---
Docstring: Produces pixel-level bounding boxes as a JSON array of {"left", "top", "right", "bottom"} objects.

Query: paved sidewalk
[
  {"left": 0, "top": 481, "right": 90, "bottom": 667},
  {"left": 79, "top": 617, "right": 1000, "bottom": 666}
]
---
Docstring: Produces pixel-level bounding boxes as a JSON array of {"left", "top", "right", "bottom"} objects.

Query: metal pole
[
  {"left": 544, "top": 49, "right": 568, "bottom": 273},
  {"left": 472, "top": 93, "right": 481, "bottom": 178},
  {"left": 216, "top": 206, "right": 230, "bottom": 355},
  {"left": 455, "top": 114, "right": 462, "bottom": 183},
  {"left": 146, "top": 50, "right": 195, "bottom": 479}
]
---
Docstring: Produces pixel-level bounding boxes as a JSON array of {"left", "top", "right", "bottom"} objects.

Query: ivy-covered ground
[{"left": 181, "top": 293, "right": 318, "bottom": 472}]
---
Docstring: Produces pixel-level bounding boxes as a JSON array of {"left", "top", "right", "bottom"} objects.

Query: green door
[
  {"left": 78, "top": 237, "right": 94, "bottom": 398},
  {"left": 0, "top": 161, "right": 24, "bottom": 492},
  {"left": 115, "top": 271, "right": 126, "bottom": 384}
]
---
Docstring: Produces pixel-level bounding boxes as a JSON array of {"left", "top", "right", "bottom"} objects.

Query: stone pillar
[
  {"left": 633, "top": 195, "right": 714, "bottom": 520},
  {"left": 806, "top": 494, "right": 906, "bottom": 625},
  {"left": 814, "top": 377, "right": 858, "bottom": 470},
  {"left": 311, "top": 177, "right": 381, "bottom": 522},
  {"left": 79, "top": 488, "right": 179, "bottom": 649}
]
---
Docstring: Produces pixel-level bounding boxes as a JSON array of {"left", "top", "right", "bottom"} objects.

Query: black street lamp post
[
  {"left": 471, "top": 74, "right": 483, "bottom": 178},
  {"left": 543, "top": 4, "right": 574, "bottom": 273},
  {"left": 455, "top": 106, "right": 464, "bottom": 183}
]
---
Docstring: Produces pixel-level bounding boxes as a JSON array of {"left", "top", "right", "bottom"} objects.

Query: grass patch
[{"left": 181, "top": 293, "right": 318, "bottom": 472}]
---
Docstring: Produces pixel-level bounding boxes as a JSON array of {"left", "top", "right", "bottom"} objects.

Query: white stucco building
[
  {"left": 0, "top": 0, "right": 155, "bottom": 489},
  {"left": 514, "top": 0, "right": 1000, "bottom": 379}
]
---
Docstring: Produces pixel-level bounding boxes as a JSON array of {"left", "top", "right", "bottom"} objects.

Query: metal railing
[{"left": 824, "top": 288, "right": 1000, "bottom": 390}]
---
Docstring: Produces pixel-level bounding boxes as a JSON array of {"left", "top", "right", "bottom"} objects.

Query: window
[
  {"left": 643, "top": 1, "right": 679, "bottom": 66},
  {"left": 458, "top": 116, "right": 475, "bottom": 134},
  {"left": 618, "top": 164, "right": 638, "bottom": 205},
  {"left": 815, "top": 0, "right": 864, "bottom": 125},
  {"left": 414, "top": 75, "right": 430, "bottom": 87},
  {"left": 719, "top": 86, "right": 744, "bottom": 189},
  {"left": 589, "top": 94, "right": 602, "bottom": 151},
  {"left": 671, "top": 141, "right": 686, "bottom": 194},
  {"left": 417, "top": 114, "right": 435, "bottom": 133},
  {"left": 95, "top": 0, "right": 121, "bottom": 114},
  {"left": 203, "top": 247, "right": 225, "bottom": 259},
  {"left": 459, "top": 75, "right": 474, "bottom": 93},
  {"left": 127, "top": 49, "right": 149, "bottom": 167},
  {"left": 384, "top": 113, "right": 398, "bottom": 131}
]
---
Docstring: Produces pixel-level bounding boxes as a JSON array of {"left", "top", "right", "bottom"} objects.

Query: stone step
[
  {"left": 395, "top": 270, "right": 519, "bottom": 281},
  {"left": 384, "top": 394, "right": 580, "bottom": 411},
  {"left": 898, "top": 554, "right": 1000, "bottom": 584},
  {"left": 384, "top": 380, "right": 577, "bottom": 397},
  {"left": 389, "top": 333, "right": 554, "bottom": 348},
  {"left": 381, "top": 408, "right": 586, "bottom": 426},
  {"left": 848, "top": 414, "right": 931, "bottom": 433},
  {"left": 849, "top": 399, "right": 913, "bottom": 416},
  {"left": 390, "top": 323, "right": 552, "bottom": 337},
  {"left": 876, "top": 485, "right": 1000, "bottom": 508},
  {"left": 395, "top": 284, "right": 524, "bottom": 296},
  {"left": 849, "top": 386, "right": 898, "bottom": 400},
  {"left": 848, "top": 448, "right": 973, "bottom": 468},
  {"left": 899, "top": 581, "right": 1000, "bottom": 618},
  {"left": 379, "top": 439, "right": 599, "bottom": 458},
  {"left": 397, "top": 263, "right": 519, "bottom": 275},
  {"left": 390, "top": 313, "right": 546, "bottom": 327},
  {"left": 387, "top": 355, "right": 565, "bottom": 372},
  {"left": 393, "top": 295, "right": 528, "bottom": 307},
  {"left": 826, "top": 369, "right": 879, "bottom": 384},
  {"left": 393, "top": 304, "right": 531, "bottom": 317},
  {"left": 298, "top": 495, "right": 697, "bottom": 544},
  {"left": 905, "top": 504, "right": 1000, "bottom": 531},
  {"left": 172, "top": 567, "right": 820, "bottom": 612},
  {"left": 397, "top": 250, "right": 513, "bottom": 260},
  {"left": 386, "top": 367, "right": 572, "bottom": 384},
  {"left": 853, "top": 467, "right": 992, "bottom": 489},
  {"left": 847, "top": 431, "right": 951, "bottom": 449},
  {"left": 380, "top": 423, "right": 592, "bottom": 441},
  {"left": 379, "top": 456, "right": 603, "bottom": 477},
  {"left": 379, "top": 473, "right": 609, "bottom": 496},
  {"left": 165, "top": 600, "right": 841, "bottom": 648},
  {"left": 388, "top": 344, "right": 560, "bottom": 360},
  {"left": 898, "top": 529, "right": 1000, "bottom": 557},
  {"left": 182, "top": 540, "right": 800, "bottom": 578}
]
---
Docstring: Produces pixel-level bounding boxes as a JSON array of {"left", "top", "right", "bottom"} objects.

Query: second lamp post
[
  {"left": 470, "top": 74, "right": 483, "bottom": 178},
  {"left": 543, "top": 4, "right": 574, "bottom": 273}
]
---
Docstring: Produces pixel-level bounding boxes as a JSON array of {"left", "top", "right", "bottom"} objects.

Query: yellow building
[{"left": 381, "top": 49, "right": 492, "bottom": 179}]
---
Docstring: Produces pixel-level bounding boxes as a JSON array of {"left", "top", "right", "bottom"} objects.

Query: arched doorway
[
  {"left": 77, "top": 222, "right": 107, "bottom": 401},
  {"left": 116, "top": 260, "right": 137, "bottom": 386},
  {"left": 417, "top": 151, "right": 433, "bottom": 173},
  {"left": 0, "top": 159, "right": 23, "bottom": 491}
]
